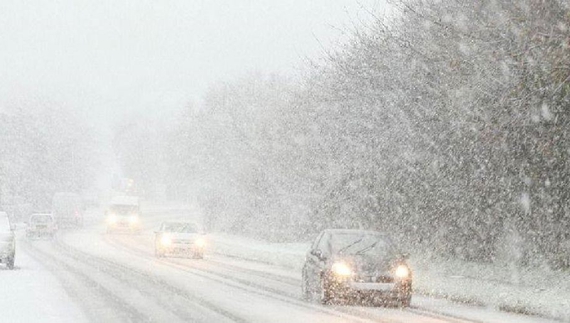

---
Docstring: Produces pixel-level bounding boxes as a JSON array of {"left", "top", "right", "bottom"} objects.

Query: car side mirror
[{"left": 311, "top": 249, "right": 326, "bottom": 261}]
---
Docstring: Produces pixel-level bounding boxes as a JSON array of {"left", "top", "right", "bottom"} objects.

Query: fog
[
  {"left": 0, "top": 1, "right": 569, "bottom": 322},
  {"left": 0, "top": 0, "right": 381, "bottom": 125}
]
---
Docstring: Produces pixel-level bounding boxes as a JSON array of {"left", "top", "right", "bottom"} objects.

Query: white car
[
  {"left": 0, "top": 212, "right": 15, "bottom": 270},
  {"left": 154, "top": 221, "right": 205, "bottom": 259},
  {"left": 26, "top": 213, "right": 58, "bottom": 239}
]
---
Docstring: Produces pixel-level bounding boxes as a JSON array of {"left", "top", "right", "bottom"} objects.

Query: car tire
[
  {"left": 6, "top": 255, "right": 15, "bottom": 270},
  {"left": 155, "top": 245, "right": 165, "bottom": 258},
  {"left": 398, "top": 295, "right": 411, "bottom": 307}
]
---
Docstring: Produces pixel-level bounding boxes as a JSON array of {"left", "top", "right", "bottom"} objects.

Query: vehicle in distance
[
  {"left": 0, "top": 212, "right": 15, "bottom": 270},
  {"left": 52, "top": 192, "right": 84, "bottom": 228},
  {"left": 26, "top": 213, "right": 57, "bottom": 239},
  {"left": 302, "top": 229, "right": 412, "bottom": 307},
  {"left": 105, "top": 196, "right": 141, "bottom": 233},
  {"left": 155, "top": 221, "right": 205, "bottom": 259}
]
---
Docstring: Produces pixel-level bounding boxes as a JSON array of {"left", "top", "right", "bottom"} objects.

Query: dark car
[
  {"left": 302, "top": 229, "right": 412, "bottom": 307},
  {"left": 52, "top": 192, "right": 84, "bottom": 228},
  {"left": 0, "top": 212, "right": 15, "bottom": 270}
]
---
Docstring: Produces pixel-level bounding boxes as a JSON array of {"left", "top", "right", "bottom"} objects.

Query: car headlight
[
  {"left": 332, "top": 262, "right": 352, "bottom": 276},
  {"left": 129, "top": 215, "right": 139, "bottom": 224},
  {"left": 395, "top": 265, "right": 410, "bottom": 278},
  {"left": 195, "top": 238, "right": 206, "bottom": 248},
  {"left": 161, "top": 235, "right": 172, "bottom": 246},
  {"left": 107, "top": 214, "right": 118, "bottom": 225}
]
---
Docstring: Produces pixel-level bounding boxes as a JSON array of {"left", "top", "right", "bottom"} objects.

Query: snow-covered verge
[
  {"left": 411, "top": 255, "right": 570, "bottom": 322},
  {"left": 209, "top": 233, "right": 569, "bottom": 322},
  {"left": 0, "top": 238, "right": 87, "bottom": 323}
]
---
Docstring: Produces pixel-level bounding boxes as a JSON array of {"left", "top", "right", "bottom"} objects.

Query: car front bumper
[
  {"left": 107, "top": 221, "right": 140, "bottom": 231},
  {"left": 329, "top": 278, "right": 412, "bottom": 300},
  {"left": 160, "top": 243, "right": 203, "bottom": 254},
  {"left": 27, "top": 227, "right": 56, "bottom": 235}
]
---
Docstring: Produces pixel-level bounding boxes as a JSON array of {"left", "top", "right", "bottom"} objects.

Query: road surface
[{"left": 7, "top": 208, "right": 557, "bottom": 323}]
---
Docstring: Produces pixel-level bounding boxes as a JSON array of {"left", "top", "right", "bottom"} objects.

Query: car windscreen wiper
[
  {"left": 354, "top": 241, "right": 379, "bottom": 255},
  {"left": 337, "top": 237, "right": 364, "bottom": 254}
]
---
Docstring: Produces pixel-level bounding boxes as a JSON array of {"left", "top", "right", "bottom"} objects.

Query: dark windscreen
[
  {"left": 163, "top": 222, "right": 198, "bottom": 233},
  {"left": 330, "top": 232, "right": 395, "bottom": 258},
  {"left": 30, "top": 214, "right": 53, "bottom": 224}
]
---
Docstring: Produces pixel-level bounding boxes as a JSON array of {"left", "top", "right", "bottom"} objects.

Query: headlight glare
[
  {"left": 161, "top": 235, "right": 172, "bottom": 246},
  {"left": 107, "top": 214, "right": 118, "bottom": 225},
  {"left": 395, "top": 265, "right": 410, "bottom": 278},
  {"left": 195, "top": 238, "right": 206, "bottom": 247},
  {"left": 332, "top": 262, "right": 352, "bottom": 276},
  {"left": 129, "top": 215, "right": 139, "bottom": 224}
]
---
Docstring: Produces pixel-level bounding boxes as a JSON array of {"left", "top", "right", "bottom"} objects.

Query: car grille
[
  {"left": 173, "top": 239, "right": 192, "bottom": 244},
  {"left": 356, "top": 274, "right": 394, "bottom": 283}
]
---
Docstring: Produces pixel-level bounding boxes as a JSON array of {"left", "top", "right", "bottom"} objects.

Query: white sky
[{"left": 0, "top": 0, "right": 385, "bottom": 125}]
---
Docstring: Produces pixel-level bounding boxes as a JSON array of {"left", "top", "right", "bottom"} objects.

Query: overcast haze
[{"left": 0, "top": 0, "right": 382, "bottom": 126}]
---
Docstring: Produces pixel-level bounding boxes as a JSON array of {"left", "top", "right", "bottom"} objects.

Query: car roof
[
  {"left": 110, "top": 196, "right": 139, "bottom": 206},
  {"left": 322, "top": 229, "right": 387, "bottom": 236},
  {"left": 30, "top": 213, "right": 54, "bottom": 218},
  {"left": 162, "top": 221, "right": 197, "bottom": 225}
]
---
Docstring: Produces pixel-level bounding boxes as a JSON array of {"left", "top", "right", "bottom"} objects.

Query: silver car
[{"left": 154, "top": 221, "right": 206, "bottom": 259}]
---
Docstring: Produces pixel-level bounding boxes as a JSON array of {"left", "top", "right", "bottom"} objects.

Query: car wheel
[
  {"left": 155, "top": 244, "right": 165, "bottom": 258},
  {"left": 6, "top": 256, "right": 15, "bottom": 270},
  {"left": 399, "top": 295, "right": 411, "bottom": 307}
]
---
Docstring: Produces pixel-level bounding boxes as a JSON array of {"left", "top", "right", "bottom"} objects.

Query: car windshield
[
  {"left": 163, "top": 222, "right": 198, "bottom": 233},
  {"left": 110, "top": 205, "right": 138, "bottom": 215},
  {"left": 331, "top": 233, "right": 395, "bottom": 258},
  {"left": 30, "top": 214, "right": 53, "bottom": 223}
]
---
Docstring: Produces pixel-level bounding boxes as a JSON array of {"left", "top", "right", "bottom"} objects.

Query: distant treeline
[{"left": 115, "top": 0, "right": 570, "bottom": 269}]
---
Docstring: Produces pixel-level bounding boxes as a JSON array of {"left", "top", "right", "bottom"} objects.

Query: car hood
[
  {"left": 333, "top": 254, "right": 396, "bottom": 274},
  {"left": 163, "top": 232, "right": 200, "bottom": 240}
]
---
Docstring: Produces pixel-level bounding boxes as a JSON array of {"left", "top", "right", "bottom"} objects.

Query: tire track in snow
[
  {"left": 22, "top": 240, "right": 150, "bottom": 323},
  {"left": 50, "top": 236, "right": 249, "bottom": 323}
]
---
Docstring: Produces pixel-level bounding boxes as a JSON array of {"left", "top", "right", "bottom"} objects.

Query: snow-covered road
[{"left": 10, "top": 208, "right": 559, "bottom": 323}]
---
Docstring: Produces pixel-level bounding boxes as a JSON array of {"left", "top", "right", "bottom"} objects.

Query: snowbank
[{"left": 0, "top": 241, "right": 87, "bottom": 323}]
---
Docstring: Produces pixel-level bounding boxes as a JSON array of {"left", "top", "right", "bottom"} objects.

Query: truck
[
  {"left": 52, "top": 192, "right": 84, "bottom": 228},
  {"left": 105, "top": 195, "right": 141, "bottom": 233}
]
